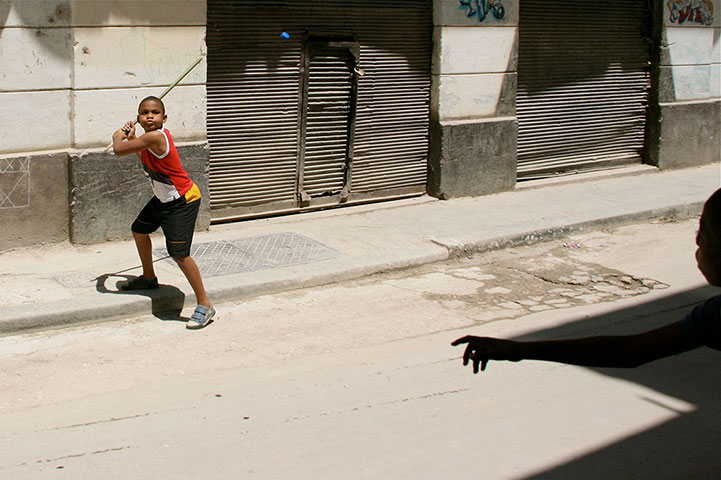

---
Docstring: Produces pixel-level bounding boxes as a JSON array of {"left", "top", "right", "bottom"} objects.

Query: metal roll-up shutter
[
  {"left": 353, "top": 21, "right": 431, "bottom": 194},
  {"left": 516, "top": 0, "right": 652, "bottom": 179},
  {"left": 301, "top": 45, "right": 355, "bottom": 197},
  {"left": 207, "top": 0, "right": 431, "bottom": 220},
  {"left": 207, "top": 3, "right": 302, "bottom": 215}
]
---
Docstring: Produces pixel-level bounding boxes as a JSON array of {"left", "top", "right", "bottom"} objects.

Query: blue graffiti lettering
[
  {"left": 667, "top": 0, "right": 714, "bottom": 26},
  {"left": 459, "top": 0, "right": 506, "bottom": 23}
]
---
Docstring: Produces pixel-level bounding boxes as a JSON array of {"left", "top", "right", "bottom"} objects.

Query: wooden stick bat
[{"left": 104, "top": 56, "right": 204, "bottom": 152}]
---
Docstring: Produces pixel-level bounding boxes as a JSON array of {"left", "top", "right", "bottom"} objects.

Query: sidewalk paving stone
[{"left": 0, "top": 163, "right": 718, "bottom": 334}]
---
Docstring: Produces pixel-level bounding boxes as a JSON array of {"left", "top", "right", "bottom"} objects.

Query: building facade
[{"left": 0, "top": 0, "right": 718, "bottom": 249}]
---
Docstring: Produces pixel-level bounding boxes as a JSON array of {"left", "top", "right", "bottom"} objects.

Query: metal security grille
[
  {"left": 154, "top": 233, "right": 340, "bottom": 277},
  {"left": 206, "top": 6, "right": 301, "bottom": 214},
  {"left": 207, "top": 0, "right": 431, "bottom": 220},
  {"left": 300, "top": 44, "right": 356, "bottom": 199},
  {"left": 516, "top": 0, "right": 652, "bottom": 179},
  {"left": 353, "top": 30, "right": 430, "bottom": 194}
]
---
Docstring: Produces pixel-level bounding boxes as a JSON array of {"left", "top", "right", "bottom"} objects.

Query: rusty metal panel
[
  {"left": 517, "top": 0, "right": 652, "bottom": 179},
  {"left": 207, "top": 3, "right": 301, "bottom": 211},
  {"left": 206, "top": 0, "right": 431, "bottom": 220},
  {"left": 299, "top": 44, "right": 356, "bottom": 199}
]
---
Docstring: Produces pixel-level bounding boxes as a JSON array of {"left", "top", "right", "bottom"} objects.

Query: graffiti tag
[
  {"left": 0, "top": 158, "right": 29, "bottom": 209},
  {"left": 116, "top": 31, "right": 197, "bottom": 85},
  {"left": 459, "top": 0, "right": 505, "bottom": 23},
  {"left": 667, "top": 0, "right": 714, "bottom": 26}
]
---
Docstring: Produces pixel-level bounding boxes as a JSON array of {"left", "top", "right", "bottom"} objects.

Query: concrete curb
[
  {"left": 431, "top": 202, "right": 705, "bottom": 258},
  {"left": 0, "top": 202, "right": 704, "bottom": 335}
]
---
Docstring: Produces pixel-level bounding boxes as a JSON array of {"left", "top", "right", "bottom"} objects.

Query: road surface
[{"left": 1, "top": 217, "right": 719, "bottom": 479}]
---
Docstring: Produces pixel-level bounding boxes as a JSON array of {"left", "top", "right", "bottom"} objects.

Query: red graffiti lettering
[{"left": 679, "top": 6, "right": 693, "bottom": 23}]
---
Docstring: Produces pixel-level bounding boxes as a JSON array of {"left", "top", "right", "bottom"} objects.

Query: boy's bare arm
[
  {"left": 112, "top": 123, "right": 164, "bottom": 157},
  {"left": 452, "top": 322, "right": 703, "bottom": 373}
]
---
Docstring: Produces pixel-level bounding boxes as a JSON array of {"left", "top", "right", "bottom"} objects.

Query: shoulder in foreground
[{"left": 142, "top": 129, "right": 165, "bottom": 140}]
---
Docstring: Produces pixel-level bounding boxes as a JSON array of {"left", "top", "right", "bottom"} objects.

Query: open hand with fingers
[
  {"left": 451, "top": 336, "right": 523, "bottom": 373},
  {"left": 451, "top": 189, "right": 721, "bottom": 375}
]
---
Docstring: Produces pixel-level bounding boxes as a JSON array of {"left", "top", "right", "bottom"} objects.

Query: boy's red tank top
[{"left": 140, "top": 128, "right": 195, "bottom": 203}]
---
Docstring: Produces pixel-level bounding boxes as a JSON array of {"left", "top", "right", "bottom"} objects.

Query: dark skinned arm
[
  {"left": 451, "top": 322, "right": 703, "bottom": 373},
  {"left": 112, "top": 122, "right": 165, "bottom": 158}
]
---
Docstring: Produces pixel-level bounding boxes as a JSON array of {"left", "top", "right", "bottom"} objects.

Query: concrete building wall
[
  {"left": 68, "top": 1, "right": 209, "bottom": 244},
  {"left": 650, "top": 0, "right": 720, "bottom": 169},
  {"left": 0, "top": 2, "right": 73, "bottom": 153},
  {"left": 0, "top": 0, "right": 208, "bottom": 249},
  {"left": 0, "top": 2, "right": 73, "bottom": 249},
  {"left": 1, "top": 0, "right": 718, "bottom": 250},
  {"left": 428, "top": 0, "right": 518, "bottom": 199}
]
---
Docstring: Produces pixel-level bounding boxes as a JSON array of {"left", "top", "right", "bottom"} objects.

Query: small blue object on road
[{"left": 280, "top": 32, "right": 290, "bottom": 40}]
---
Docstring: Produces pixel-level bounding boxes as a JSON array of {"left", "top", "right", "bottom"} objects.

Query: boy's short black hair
[{"left": 138, "top": 96, "right": 166, "bottom": 114}]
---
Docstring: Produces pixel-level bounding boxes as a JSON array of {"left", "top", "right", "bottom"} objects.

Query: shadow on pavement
[
  {"left": 511, "top": 286, "right": 721, "bottom": 479},
  {"left": 95, "top": 273, "right": 188, "bottom": 323}
]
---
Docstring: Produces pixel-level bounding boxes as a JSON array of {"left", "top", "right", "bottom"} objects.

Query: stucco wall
[
  {"left": 651, "top": 0, "right": 720, "bottom": 169},
  {"left": 660, "top": 0, "right": 719, "bottom": 101},
  {"left": 0, "top": 2, "right": 73, "bottom": 154},
  {"left": 0, "top": 153, "right": 69, "bottom": 250},
  {"left": 70, "top": 143, "right": 210, "bottom": 244},
  {"left": 72, "top": 5, "right": 207, "bottom": 147},
  {"left": 428, "top": 0, "right": 518, "bottom": 199},
  {"left": 0, "top": 0, "right": 208, "bottom": 250}
]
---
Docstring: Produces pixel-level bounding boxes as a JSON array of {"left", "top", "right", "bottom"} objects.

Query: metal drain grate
[{"left": 154, "top": 232, "right": 340, "bottom": 277}]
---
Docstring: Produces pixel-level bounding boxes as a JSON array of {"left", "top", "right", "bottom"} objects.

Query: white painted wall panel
[
  {"left": 0, "top": 27, "right": 72, "bottom": 91},
  {"left": 73, "top": 85, "right": 206, "bottom": 148},
  {"left": 662, "top": 2, "right": 718, "bottom": 101},
  {"left": 72, "top": 0, "right": 205, "bottom": 26},
  {"left": 73, "top": 26, "right": 206, "bottom": 89},
  {"left": 434, "top": 26, "right": 516, "bottom": 75},
  {"left": 667, "top": 64, "right": 712, "bottom": 100},
  {"left": 665, "top": 27, "right": 713, "bottom": 64},
  {"left": 436, "top": 73, "right": 506, "bottom": 120},
  {"left": 712, "top": 28, "right": 721, "bottom": 62},
  {"left": 0, "top": 91, "right": 70, "bottom": 153}
]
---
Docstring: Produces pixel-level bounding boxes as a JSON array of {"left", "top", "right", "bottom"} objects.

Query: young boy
[
  {"left": 452, "top": 188, "right": 721, "bottom": 372},
  {"left": 112, "top": 96, "right": 215, "bottom": 330}
]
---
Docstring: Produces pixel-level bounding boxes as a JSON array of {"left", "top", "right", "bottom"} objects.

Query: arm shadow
[{"left": 512, "top": 285, "right": 721, "bottom": 479}]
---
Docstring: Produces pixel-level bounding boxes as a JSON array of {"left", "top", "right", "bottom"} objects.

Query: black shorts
[{"left": 131, "top": 196, "right": 200, "bottom": 258}]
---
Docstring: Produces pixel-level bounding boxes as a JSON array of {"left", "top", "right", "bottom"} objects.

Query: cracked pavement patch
[{"left": 385, "top": 245, "right": 668, "bottom": 324}]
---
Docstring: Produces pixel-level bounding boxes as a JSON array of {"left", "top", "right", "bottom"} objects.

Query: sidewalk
[{"left": 1, "top": 163, "right": 718, "bottom": 334}]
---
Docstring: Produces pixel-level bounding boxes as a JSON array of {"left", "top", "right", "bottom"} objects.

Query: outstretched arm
[{"left": 451, "top": 322, "right": 702, "bottom": 373}]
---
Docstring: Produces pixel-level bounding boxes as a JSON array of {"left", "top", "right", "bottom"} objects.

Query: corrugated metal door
[
  {"left": 206, "top": 2, "right": 301, "bottom": 216},
  {"left": 207, "top": 0, "right": 431, "bottom": 221},
  {"left": 298, "top": 41, "right": 358, "bottom": 204},
  {"left": 516, "top": 0, "right": 652, "bottom": 179}
]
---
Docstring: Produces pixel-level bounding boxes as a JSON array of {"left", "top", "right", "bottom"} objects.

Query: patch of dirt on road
[{"left": 411, "top": 247, "right": 668, "bottom": 323}]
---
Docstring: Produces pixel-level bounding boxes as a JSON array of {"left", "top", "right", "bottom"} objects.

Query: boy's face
[
  {"left": 696, "top": 209, "right": 721, "bottom": 287},
  {"left": 137, "top": 99, "right": 167, "bottom": 132}
]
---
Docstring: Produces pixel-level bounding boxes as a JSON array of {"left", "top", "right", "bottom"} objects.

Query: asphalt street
[{"left": 1, "top": 217, "right": 719, "bottom": 479}]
